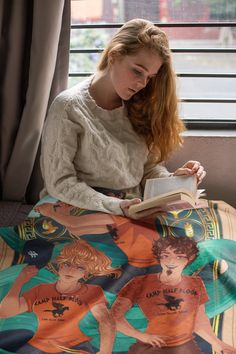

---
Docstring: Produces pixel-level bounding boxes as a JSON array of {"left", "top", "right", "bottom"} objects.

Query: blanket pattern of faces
[{"left": 0, "top": 196, "right": 236, "bottom": 354}]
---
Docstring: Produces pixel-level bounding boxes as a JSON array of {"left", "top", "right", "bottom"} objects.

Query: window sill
[{"left": 183, "top": 129, "right": 236, "bottom": 137}]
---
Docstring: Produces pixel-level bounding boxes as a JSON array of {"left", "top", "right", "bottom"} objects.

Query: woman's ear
[
  {"left": 108, "top": 52, "right": 115, "bottom": 65},
  {"left": 108, "top": 50, "right": 121, "bottom": 65}
]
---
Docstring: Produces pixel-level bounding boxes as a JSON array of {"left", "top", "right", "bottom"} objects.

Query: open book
[{"left": 129, "top": 175, "right": 205, "bottom": 216}]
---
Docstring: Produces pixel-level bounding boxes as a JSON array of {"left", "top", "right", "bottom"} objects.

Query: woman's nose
[
  {"left": 139, "top": 77, "right": 147, "bottom": 88},
  {"left": 137, "top": 75, "right": 148, "bottom": 89}
]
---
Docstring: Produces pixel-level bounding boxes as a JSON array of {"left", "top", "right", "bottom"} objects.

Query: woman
[{"left": 40, "top": 19, "right": 206, "bottom": 218}]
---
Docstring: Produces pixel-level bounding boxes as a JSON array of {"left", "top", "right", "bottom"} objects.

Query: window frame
[{"left": 70, "top": 21, "right": 236, "bottom": 130}]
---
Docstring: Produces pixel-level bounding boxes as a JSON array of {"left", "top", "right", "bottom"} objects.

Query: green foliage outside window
[{"left": 170, "top": 0, "right": 236, "bottom": 21}]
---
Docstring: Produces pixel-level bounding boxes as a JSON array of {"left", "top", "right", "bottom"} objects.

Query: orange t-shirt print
[
  {"left": 118, "top": 274, "right": 209, "bottom": 347},
  {"left": 111, "top": 216, "right": 160, "bottom": 268},
  {"left": 23, "top": 283, "right": 107, "bottom": 353}
]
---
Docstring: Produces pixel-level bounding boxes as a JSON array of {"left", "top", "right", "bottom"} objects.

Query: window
[{"left": 70, "top": 0, "right": 236, "bottom": 129}]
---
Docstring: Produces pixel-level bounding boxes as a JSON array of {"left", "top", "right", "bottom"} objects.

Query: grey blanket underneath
[{"left": 0, "top": 201, "right": 33, "bottom": 227}]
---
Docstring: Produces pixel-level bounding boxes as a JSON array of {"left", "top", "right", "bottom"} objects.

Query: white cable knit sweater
[{"left": 40, "top": 76, "right": 171, "bottom": 215}]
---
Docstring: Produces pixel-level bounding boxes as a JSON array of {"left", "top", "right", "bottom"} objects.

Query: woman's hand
[
  {"left": 120, "top": 199, "right": 162, "bottom": 220},
  {"left": 173, "top": 160, "right": 206, "bottom": 185},
  {"left": 120, "top": 198, "right": 141, "bottom": 218}
]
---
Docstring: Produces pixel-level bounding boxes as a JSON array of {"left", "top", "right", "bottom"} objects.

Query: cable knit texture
[{"left": 40, "top": 76, "right": 170, "bottom": 215}]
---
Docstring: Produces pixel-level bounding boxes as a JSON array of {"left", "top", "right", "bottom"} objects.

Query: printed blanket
[{"left": 0, "top": 196, "right": 236, "bottom": 354}]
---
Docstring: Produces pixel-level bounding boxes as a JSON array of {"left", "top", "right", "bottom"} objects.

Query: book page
[{"left": 144, "top": 175, "right": 197, "bottom": 200}]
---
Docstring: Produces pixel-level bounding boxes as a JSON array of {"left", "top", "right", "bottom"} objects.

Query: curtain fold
[{"left": 0, "top": 0, "right": 71, "bottom": 203}]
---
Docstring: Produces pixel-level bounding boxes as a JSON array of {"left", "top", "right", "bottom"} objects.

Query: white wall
[{"left": 166, "top": 133, "right": 236, "bottom": 208}]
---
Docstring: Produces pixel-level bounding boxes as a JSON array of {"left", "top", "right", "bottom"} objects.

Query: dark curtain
[{"left": 0, "top": 0, "right": 71, "bottom": 204}]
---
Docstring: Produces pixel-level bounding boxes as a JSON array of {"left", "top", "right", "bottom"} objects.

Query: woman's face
[{"left": 109, "top": 48, "right": 163, "bottom": 101}]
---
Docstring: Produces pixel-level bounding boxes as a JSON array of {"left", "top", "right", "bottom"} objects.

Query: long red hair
[{"left": 98, "top": 18, "right": 185, "bottom": 162}]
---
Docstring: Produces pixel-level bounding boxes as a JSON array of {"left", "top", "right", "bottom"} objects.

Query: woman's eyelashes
[
  {"left": 132, "top": 68, "right": 143, "bottom": 77},
  {"left": 132, "top": 68, "right": 149, "bottom": 83},
  {"left": 132, "top": 67, "right": 157, "bottom": 87}
]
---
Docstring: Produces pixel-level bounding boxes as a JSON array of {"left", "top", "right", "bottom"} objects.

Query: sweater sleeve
[
  {"left": 141, "top": 152, "right": 172, "bottom": 188},
  {"left": 40, "top": 96, "right": 124, "bottom": 215}
]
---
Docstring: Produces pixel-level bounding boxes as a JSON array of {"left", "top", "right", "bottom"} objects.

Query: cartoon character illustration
[
  {"left": 36, "top": 201, "right": 160, "bottom": 268},
  {"left": 111, "top": 236, "right": 236, "bottom": 354},
  {"left": 0, "top": 239, "right": 121, "bottom": 354}
]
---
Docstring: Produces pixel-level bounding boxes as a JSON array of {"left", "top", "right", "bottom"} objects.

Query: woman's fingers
[
  {"left": 173, "top": 160, "right": 206, "bottom": 185},
  {"left": 131, "top": 207, "right": 163, "bottom": 220},
  {"left": 120, "top": 199, "right": 162, "bottom": 220},
  {"left": 173, "top": 167, "right": 193, "bottom": 176},
  {"left": 120, "top": 198, "right": 141, "bottom": 217}
]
